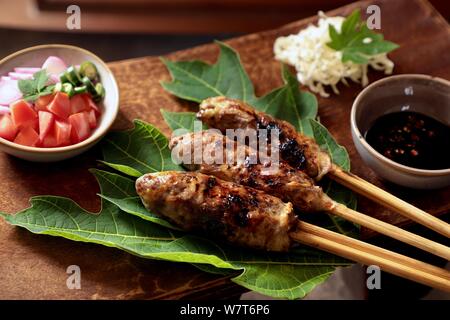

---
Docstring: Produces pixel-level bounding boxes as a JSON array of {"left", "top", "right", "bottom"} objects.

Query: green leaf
[
  {"left": 18, "top": 79, "right": 35, "bottom": 96},
  {"left": 341, "top": 9, "right": 361, "bottom": 37},
  {"left": 39, "top": 85, "right": 55, "bottom": 95},
  {"left": 161, "top": 41, "right": 254, "bottom": 103},
  {"left": 310, "top": 119, "right": 350, "bottom": 171},
  {"left": 98, "top": 161, "right": 142, "bottom": 178},
  {"left": 101, "top": 120, "right": 183, "bottom": 176},
  {"left": 327, "top": 9, "right": 399, "bottom": 64},
  {"left": 0, "top": 197, "right": 179, "bottom": 255},
  {"left": 23, "top": 94, "right": 40, "bottom": 102},
  {"left": 161, "top": 109, "right": 207, "bottom": 133},
  {"left": 18, "top": 69, "right": 53, "bottom": 102},
  {"left": 34, "top": 70, "right": 49, "bottom": 91},
  {"left": 232, "top": 264, "right": 336, "bottom": 299}
]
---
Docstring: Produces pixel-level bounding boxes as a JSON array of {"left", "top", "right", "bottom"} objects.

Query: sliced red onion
[
  {"left": 42, "top": 56, "right": 67, "bottom": 76},
  {"left": 0, "top": 106, "right": 11, "bottom": 114},
  {"left": 0, "top": 79, "right": 22, "bottom": 105},
  {"left": 1, "top": 76, "right": 11, "bottom": 81},
  {"left": 9, "top": 72, "right": 33, "bottom": 80},
  {"left": 14, "top": 67, "right": 41, "bottom": 74}
]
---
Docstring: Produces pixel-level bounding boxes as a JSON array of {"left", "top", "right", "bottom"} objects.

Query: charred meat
[
  {"left": 136, "top": 171, "right": 297, "bottom": 251},
  {"left": 197, "top": 96, "right": 332, "bottom": 180},
  {"left": 169, "top": 131, "right": 335, "bottom": 213}
]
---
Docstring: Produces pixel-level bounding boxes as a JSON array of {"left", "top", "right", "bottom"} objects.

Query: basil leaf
[
  {"left": 18, "top": 69, "right": 53, "bottom": 101},
  {"left": 34, "top": 70, "right": 49, "bottom": 91}
]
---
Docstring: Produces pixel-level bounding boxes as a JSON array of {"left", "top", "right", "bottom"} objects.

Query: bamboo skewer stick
[
  {"left": 329, "top": 203, "right": 450, "bottom": 260},
  {"left": 298, "top": 221, "right": 450, "bottom": 279},
  {"left": 290, "top": 221, "right": 450, "bottom": 292},
  {"left": 328, "top": 165, "right": 450, "bottom": 238}
]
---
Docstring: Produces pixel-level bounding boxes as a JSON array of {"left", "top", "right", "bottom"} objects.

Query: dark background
[{"left": 0, "top": 0, "right": 448, "bottom": 61}]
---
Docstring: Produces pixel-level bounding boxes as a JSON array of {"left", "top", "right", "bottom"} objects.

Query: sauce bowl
[{"left": 351, "top": 74, "right": 450, "bottom": 189}]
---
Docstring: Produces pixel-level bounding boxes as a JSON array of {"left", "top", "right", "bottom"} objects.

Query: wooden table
[{"left": 0, "top": 0, "right": 449, "bottom": 299}]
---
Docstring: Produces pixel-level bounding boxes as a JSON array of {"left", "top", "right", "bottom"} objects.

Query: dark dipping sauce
[{"left": 365, "top": 111, "right": 450, "bottom": 170}]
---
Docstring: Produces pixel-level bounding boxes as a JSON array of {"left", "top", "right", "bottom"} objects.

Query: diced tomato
[
  {"left": 14, "top": 126, "right": 39, "bottom": 147},
  {"left": 10, "top": 99, "right": 38, "bottom": 129},
  {"left": 84, "top": 94, "right": 100, "bottom": 115},
  {"left": 54, "top": 120, "right": 71, "bottom": 146},
  {"left": 30, "top": 118, "right": 39, "bottom": 132},
  {"left": 38, "top": 111, "right": 55, "bottom": 141},
  {"left": 35, "top": 94, "right": 55, "bottom": 112},
  {"left": 69, "top": 112, "right": 91, "bottom": 143},
  {"left": 0, "top": 114, "right": 18, "bottom": 141},
  {"left": 70, "top": 94, "right": 90, "bottom": 114},
  {"left": 85, "top": 110, "right": 97, "bottom": 129},
  {"left": 47, "top": 92, "right": 70, "bottom": 119},
  {"left": 41, "top": 131, "right": 58, "bottom": 148}
]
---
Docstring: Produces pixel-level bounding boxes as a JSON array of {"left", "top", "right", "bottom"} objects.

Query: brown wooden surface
[{"left": 0, "top": 0, "right": 449, "bottom": 299}]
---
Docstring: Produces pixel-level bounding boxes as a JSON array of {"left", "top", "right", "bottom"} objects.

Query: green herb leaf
[
  {"left": 18, "top": 79, "right": 35, "bottom": 96},
  {"left": 35, "top": 70, "right": 49, "bottom": 91},
  {"left": 327, "top": 9, "right": 399, "bottom": 64},
  {"left": 18, "top": 69, "right": 53, "bottom": 102}
]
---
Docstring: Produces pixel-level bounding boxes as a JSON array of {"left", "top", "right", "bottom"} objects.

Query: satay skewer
[
  {"left": 197, "top": 96, "right": 450, "bottom": 238},
  {"left": 136, "top": 171, "right": 450, "bottom": 292},
  {"left": 170, "top": 131, "right": 450, "bottom": 260},
  {"left": 292, "top": 222, "right": 450, "bottom": 292},
  {"left": 328, "top": 165, "right": 450, "bottom": 238},
  {"left": 330, "top": 203, "right": 450, "bottom": 260}
]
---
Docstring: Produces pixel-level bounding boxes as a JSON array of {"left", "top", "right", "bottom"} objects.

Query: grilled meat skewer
[
  {"left": 168, "top": 132, "right": 450, "bottom": 260},
  {"left": 197, "top": 96, "right": 331, "bottom": 180},
  {"left": 136, "top": 171, "right": 296, "bottom": 251},
  {"left": 169, "top": 131, "right": 335, "bottom": 213},
  {"left": 135, "top": 173, "right": 450, "bottom": 291},
  {"left": 197, "top": 98, "right": 450, "bottom": 239}
]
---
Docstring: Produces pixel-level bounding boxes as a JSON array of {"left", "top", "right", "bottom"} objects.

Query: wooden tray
[{"left": 0, "top": 0, "right": 448, "bottom": 299}]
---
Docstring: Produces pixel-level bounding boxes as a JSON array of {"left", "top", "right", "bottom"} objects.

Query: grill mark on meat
[
  {"left": 207, "top": 176, "right": 217, "bottom": 189},
  {"left": 280, "top": 139, "right": 307, "bottom": 170},
  {"left": 257, "top": 118, "right": 306, "bottom": 170}
]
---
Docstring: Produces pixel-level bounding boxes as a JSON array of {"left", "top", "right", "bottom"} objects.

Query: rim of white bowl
[
  {"left": 351, "top": 74, "right": 450, "bottom": 176},
  {"left": 0, "top": 44, "right": 119, "bottom": 154}
]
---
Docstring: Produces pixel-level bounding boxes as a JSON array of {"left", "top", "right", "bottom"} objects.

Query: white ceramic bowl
[
  {"left": 0, "top": 44, "right": 119, "bottom": 162},
  {"left": 351, "top": 74, "right": 450, "bottom": 189}
]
